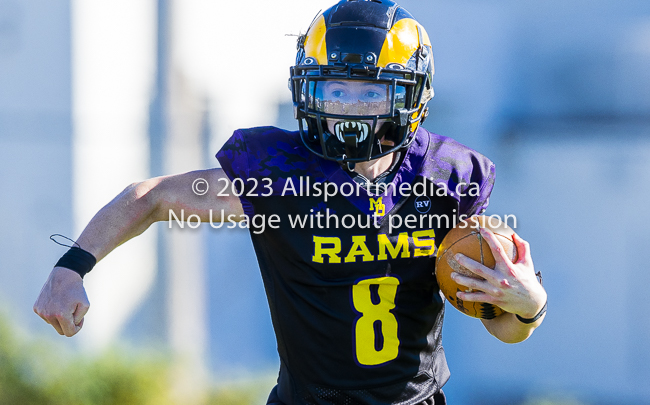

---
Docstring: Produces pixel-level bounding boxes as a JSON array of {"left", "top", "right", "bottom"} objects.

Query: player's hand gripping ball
[{"left": 436, "top": 215, "right": 518, "bottom": 319}]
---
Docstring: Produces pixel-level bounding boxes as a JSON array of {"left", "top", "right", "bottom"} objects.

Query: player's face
[
  {"left": 314, "top": 80, "right": 393, "bottom": 145},
  {"left": 317, "top": 80, "right": 391, "bottom": 116}
]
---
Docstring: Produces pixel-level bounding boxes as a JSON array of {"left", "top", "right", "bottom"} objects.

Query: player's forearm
[
  {"left": 481, "top": 309, "right": 545, "bottom": 344},
  {"left": 34, "top": 179, "right": 162, "bottom": 336},
  {"left": 74, "top": 179, "right": 164, "bottom": 262}
]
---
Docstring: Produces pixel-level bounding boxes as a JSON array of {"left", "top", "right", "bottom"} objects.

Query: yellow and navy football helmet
[{"left": 290, "top": 0, "right": 434, "bottom": 165}]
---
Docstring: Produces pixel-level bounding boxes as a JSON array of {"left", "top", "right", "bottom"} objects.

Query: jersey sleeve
[
  {"left": 459, "top": 158, "right": 495, "bottom": 217},
  {"left": 419, "top": 130, "right": 496, "bottom": 217},
  {"left": 215, "top": 129, "right": 255, "bottom": 215},
  {"left": 216, "top": 129, "right": 249, "bottom": 184}
]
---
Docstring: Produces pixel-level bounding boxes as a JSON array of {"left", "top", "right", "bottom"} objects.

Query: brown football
[{"left": 435, "top": 215, "right": 518, "bottom": 319}]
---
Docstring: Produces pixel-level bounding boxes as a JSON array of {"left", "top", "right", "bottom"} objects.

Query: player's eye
[
  {"left": 365, "top": 91, "right": 382, "bottom": 99},
  {"left": 332, "top": 90, "right": 345, "bottom": 98}
]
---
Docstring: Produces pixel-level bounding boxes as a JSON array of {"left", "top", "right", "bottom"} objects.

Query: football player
[{"left": 34, "top": 1, "right": 547, "bottom": 404}]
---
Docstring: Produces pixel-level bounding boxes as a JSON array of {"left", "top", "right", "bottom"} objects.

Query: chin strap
[
  {"left": 343, "top": 133, "right": 358, "bottom": 172},
  {"left": 343, "top": 132, "right": 358, "bottom": 156},
  {"left": 340, "top": 154, "right": 356, "bottom": 171}
]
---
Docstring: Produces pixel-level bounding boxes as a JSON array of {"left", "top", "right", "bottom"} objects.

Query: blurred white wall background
[
  {"left": 0, "top": 0, "right": 73, "bottom": 333},
  {"left": 1, "top": 0, "right": 649, "bottom": 404},
  {"left": 72, "top": 0, "right": 157, "bottom": 351}
]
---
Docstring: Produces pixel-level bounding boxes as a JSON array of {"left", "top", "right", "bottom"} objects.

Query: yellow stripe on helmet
[
  {"left": 377, "top": 18, "right": 431, "bottom": 68},
  {"left": 303, "top": 14, "right": 328, "bottom": 65},
  {"left": 410, "top": 109, "right": 421, "bottom": 133}
]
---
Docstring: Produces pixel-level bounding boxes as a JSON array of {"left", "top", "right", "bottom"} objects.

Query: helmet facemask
[{"left": 292, "top": 64, "right": 428, "bottom": 164}]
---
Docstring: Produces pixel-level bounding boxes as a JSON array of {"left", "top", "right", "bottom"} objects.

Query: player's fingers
[
  {"left": 453, "top": 254, "right": 499, "bottom": 284},
  {"left": 513, "top": 233, "right": 533, "bottom": 264},
  {"left": 47, "top": 316, "right": 65, "bottom": 335},
  {"left": 456, "top": 290, "right": 497, "bottom": 304},
  {"left": 72, "top": 302, "right": 89, "bottom": 334},
  {"left": 57, "top": 312, "right": 78, "bottom": 337},
  {"left": 72, "top": 318, "right": 84, "bottom": 334},
  {"left": 34, "top": 303, "right": 49, "bottom": 323},
  {"left": 73, "top": 301, "right": 89, "bottom": 326},
  {"left": 479, "top": 227, "right": 512, "bottom": 265},
  {"left": 451, "top": 273, "right": 502, "bottom": 297}
]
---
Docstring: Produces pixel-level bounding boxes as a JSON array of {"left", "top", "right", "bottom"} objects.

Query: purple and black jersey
[{"left": 216, "top": 127, "right": 495, "bottom": 405}]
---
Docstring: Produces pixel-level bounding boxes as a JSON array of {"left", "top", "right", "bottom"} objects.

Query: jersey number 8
[{"left": 352, "top": 277, "right": 401, "bottom": 366}]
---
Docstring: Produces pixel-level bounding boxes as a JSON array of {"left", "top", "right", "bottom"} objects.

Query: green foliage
[
  {"left": 206, "top": 386, "right": 264, "bottom": 405},
  {"left": 0, "top": 317, "right": 173, "bottom": 405},
  {"left": 0, "top": 318, "right": 50, "bottom": 405},
  {"left": 37, "top": 351, "right": 173, "bottom": 405},
  {"left": 0, "top": 316, "right": 263, "bottom": 405}
]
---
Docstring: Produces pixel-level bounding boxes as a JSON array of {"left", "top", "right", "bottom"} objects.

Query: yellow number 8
[{"left": 352, "top": 276, "right": 400, "bottom": 366}]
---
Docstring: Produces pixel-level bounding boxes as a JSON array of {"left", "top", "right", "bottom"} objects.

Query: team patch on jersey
[
  {"left": 414, "top": 195, "right": 432, "bottom": 213},
  {"left": 369, "top": 197, "right": 386, "bottom": 216}
]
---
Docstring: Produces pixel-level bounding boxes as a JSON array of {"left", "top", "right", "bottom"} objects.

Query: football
[{"left": 435, "top": 215, "right": 518, "bottom": 319}]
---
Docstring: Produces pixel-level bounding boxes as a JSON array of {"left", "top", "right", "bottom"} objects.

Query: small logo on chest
[
  {"left": 414, "top": 196, "right": 432, "bottom": 213},
  {"left": 370, "top": 197, "right": 386, "bottom": 216}
]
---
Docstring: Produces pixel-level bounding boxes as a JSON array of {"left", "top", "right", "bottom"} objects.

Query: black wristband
[
  {"left": 55, "top": 247, "right": 97, "bottom": 279},
  {"left": 516, "top": 300, "right": 547, "bottom": 324}
]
